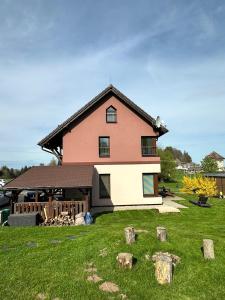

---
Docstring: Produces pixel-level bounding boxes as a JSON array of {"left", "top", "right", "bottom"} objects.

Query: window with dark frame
[
  {"left": 99, "top": 137, "right": 110, "bottom": 157},
  {"left": 99, "top": 174, "right": 111, "bottom": 198},
  {"left": 106, "top": 106, "right": 117, "bottom": 123},
  {"left": 142, "top": 173, "right": 155, "bottom": 196},
  {"left": 141, "top": 137, "right": 156, "bottom": 156}
]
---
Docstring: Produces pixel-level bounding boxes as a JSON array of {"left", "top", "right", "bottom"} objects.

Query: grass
[
  {"left": 1, "top": 195, "right": 225, "bottom": 300},
  {"left": 159, "top": 170, "right": 187, "bottom": 193}
]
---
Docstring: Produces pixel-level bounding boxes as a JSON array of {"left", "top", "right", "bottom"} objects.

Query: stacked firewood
[{"left": 41, "top": 212, "right": 76, "bottom": 226}]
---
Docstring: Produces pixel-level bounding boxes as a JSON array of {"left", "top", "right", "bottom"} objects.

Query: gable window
[
  {"left": 99, "top": 137, "right": 110, "bottom": 157},
  {"left": 99, "top": 174, "right": 111, "bottom": 198},
  {"left": 142, "top": 173, "right": 155, "bottom": 196},
  {"left": 141, "top": 137, "right": 156, "bottom": 156},
  {"left": 106, "top": 106, "right": 117, "bottom": 123}
]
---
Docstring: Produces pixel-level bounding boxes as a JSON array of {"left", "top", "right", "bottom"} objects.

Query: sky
[{"left": 0, "top": 0, "right": 225, "bottom": 168}]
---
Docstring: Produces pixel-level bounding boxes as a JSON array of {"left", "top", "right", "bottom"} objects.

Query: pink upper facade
[{"left": 62, "top": 95, "right": 160, "bottom": 164}]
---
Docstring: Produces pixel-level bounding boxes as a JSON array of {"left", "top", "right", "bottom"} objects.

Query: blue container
[{"left": 84, "top": 212, "right": 93, "bottom": 225}]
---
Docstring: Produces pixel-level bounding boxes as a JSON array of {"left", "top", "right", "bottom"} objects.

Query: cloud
[{"left": 0, "top": 0, "right": 225, "bottom": 166}]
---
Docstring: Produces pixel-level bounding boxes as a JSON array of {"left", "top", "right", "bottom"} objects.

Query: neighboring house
[
  {"left": 176, "top": 162, "right": 201, "bottom": 174},
  {"left": 206, "top": 151, "right": 225, "bottom": 171},
  {"left": 4, "top": 85, "right": 168, "bottom": 214},
  {"left": 176, "top": 161, "right": 188, "bottom": 173},
  {"left": 186, "top": 163, "right": 202, "bottom": 174}
]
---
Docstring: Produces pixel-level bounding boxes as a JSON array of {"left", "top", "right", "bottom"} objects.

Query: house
[
  {"left": 176, "top": 161, "right": 202, "bottom": 174},
  {"left": 4, "top": 85, "right": 168, "bottom": 216},
  {"left": 176, "top": 161, "right": 188, "bottom": 173},
  {"left": 206, "top": 151, "right": 224, "bottom": 171}
]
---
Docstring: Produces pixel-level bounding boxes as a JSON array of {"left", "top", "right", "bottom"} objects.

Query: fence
[{"left": 14, "top": 200, "right": 87, "bottom": 220}]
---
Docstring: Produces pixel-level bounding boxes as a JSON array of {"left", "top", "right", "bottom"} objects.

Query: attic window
[{"left": 106, "top": 106, "right": 117, "bottom": 123}]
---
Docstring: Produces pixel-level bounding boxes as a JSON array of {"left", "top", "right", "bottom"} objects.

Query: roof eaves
[
  {"left": 38, "top": 84, "right": 168, "bottom": 147},
  {"left": 38, "top": 85, "right": 113, "bottom": 147}
]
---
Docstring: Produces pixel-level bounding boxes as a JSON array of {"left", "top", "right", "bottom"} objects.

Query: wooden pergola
[{"left": 3, "top": 165, "right": 93, "bottom": 219}]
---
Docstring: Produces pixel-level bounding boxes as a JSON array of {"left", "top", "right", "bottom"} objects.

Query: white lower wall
[
  {"left": 217, "top": 160, "right": 224, "bottom": 171},
  {"left": 92, "top": 164, "right": 162, "bottom": 207}
]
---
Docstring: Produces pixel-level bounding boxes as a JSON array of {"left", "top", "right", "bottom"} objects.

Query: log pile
[{"left": 40, "top": 212, "right": 76, "bottom": 226}]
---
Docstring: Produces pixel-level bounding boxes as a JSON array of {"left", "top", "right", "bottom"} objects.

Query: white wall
[
  {"left": 92, "top": 164, "right": 162, "bottom": 207},
  {"left": 217, "top": 160, "right": 224, "bottom": 171}
]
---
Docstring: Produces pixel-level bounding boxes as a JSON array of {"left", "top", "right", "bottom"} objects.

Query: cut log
[
  {"left": 124, "top": 227, "right": 135, "bottom": 244},
  {"left": 116, "top": 253, "right": 133, "bottom": 269},
  {"left": 43, "top": 207, "right": 48, "bottom": 221},
  {"left": 156, "top": 226, "right": 167, "bottom": 242},
  {"left": 61, "top": 211, "right": 69, "bottom": 216},
  {"left": 153, "top": 253, "right": 173, "bottom": 284},
  {"left": 203, "top": 239, "right": 215, "bottom": 260},
  {"left": 152, "top": 252, "right": 181, "bottom": 285}
]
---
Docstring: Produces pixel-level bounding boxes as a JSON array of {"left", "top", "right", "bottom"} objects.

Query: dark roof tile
[
  {"left": 4, "top": 165, "right": 93, "bottom": 190},
  {"left": 207, "top": 151, "right": 225, "bottom": 160}
]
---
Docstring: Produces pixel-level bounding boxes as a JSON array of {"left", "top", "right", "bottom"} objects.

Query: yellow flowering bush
[{"left": 180, "top": 176, "right": 217, "bottom": 197}]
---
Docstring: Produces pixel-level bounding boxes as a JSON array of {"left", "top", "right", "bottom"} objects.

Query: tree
[
  {"left": 181, "top": 176, "right": 217, "bottom": 197},
  {"left": 1, "top": 165, "right": 11, "bottom": 179},
  {"left": 157, "top": 148, "right": 176, "bottom": 181},
  {"left": 48, "top": 157, "right": 58, "bottom": 166},
  {"left": 165, "top": 146, "right": 192, "bottom": 163},
  {"left": 0, "top": 165, "right": 31, "bottom": 179},
  {"left": 183, "top": 151, "right": 192, "bottom": 163},
  {"left": 201, "top": 157, "right": 218, "bottom": 173}
]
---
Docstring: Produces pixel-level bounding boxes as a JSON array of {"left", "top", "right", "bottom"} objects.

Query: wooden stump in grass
[
  {"left": 156, "top": 226, "right": 167, "bottom": 242},
  {"left": 153, "top": 253, "right": 172, "bottom": 284},
  {"left": 203, "top": 239, "right": 215, "bottom": 259},
  {"left": 152, "top": 252, "right": 181, "bottom": 285},
  {"left": 124, "top": 227, "right": 135, "bottom": 244},
  {"left": 117, "top": 253, "right": 133, "bottom": 269}
]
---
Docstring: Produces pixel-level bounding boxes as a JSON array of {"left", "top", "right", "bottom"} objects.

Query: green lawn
[{"left": 1, "top": 196, "right": 225, "bottom": 300}]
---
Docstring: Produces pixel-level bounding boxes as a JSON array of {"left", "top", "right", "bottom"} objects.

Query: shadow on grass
[{"left": 92, "top": 211, "right": 114, "bottom": 224}]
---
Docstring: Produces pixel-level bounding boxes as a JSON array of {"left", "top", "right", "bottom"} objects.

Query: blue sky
[{"left": 0, "top": 0, "right": 225, "bottom": 168}]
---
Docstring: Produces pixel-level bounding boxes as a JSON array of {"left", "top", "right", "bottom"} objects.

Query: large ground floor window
[
  {"left": 142, "top": 173, "right": 156, "bottom": 196},
  {"left": 99, "top": 174, "right": 111, "bottom": 198}
]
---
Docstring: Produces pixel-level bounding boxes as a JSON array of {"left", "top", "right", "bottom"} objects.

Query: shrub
[{"left": 180, "top": 176, "right": 217, "bottom": 197}]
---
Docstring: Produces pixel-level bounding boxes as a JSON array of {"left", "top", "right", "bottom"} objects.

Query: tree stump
[
  {"left": 156, "top": 226, "right": 167, "bottom": 242},
  {"left": 203, "top": 239, "right": 215, "bottom": 259},
  {"left": 116, "top": 253, "right": 133, "bottom": 269},
  {"left": 152, "top": 253, "right": 173, "bottom": 284},
  {"left": 124, "top": 227, "right": 135, "bottom": 244}
]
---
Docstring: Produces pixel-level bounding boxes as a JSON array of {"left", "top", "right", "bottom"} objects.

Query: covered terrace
[{"left": 3, "top": 165, "right": 93, "bottom": 219}]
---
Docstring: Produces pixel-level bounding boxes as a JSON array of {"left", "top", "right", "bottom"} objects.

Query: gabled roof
[
  {"left": 38, "top": 84, "right": 168, "bottom": 149},
  {"left": 207, "top": 151, "right": 225, "bottom": 161},
  {"left": 4, "top": 165, "right": 93, "bottom": 190}
]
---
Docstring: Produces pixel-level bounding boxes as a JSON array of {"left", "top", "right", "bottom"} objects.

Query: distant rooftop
[
  {"left": 206, "top": 151, "right": 225, "bottom": 161},
  {"left": 205, "top": 173, "right": 225, "bottom": 177}
]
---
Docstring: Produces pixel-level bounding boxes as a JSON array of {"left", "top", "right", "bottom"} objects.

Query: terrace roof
[{"left": 3, "top": 165, "right": 93, "bottom": 190}]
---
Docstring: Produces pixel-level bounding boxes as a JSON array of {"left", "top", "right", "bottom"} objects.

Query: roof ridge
[{"left": 38, "top": 85, "right": 168, "bottom": 148}]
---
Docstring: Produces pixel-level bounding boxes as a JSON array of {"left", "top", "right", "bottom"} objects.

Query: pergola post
[
  {"left": 35, "top": 191, "right": 39, "bottom": 202},
  {"left": 11, "top": 190, "right": 20, "bottom": 214},
  {"left": 82, "top": 188, "right": 91, "bottom": 212}
]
